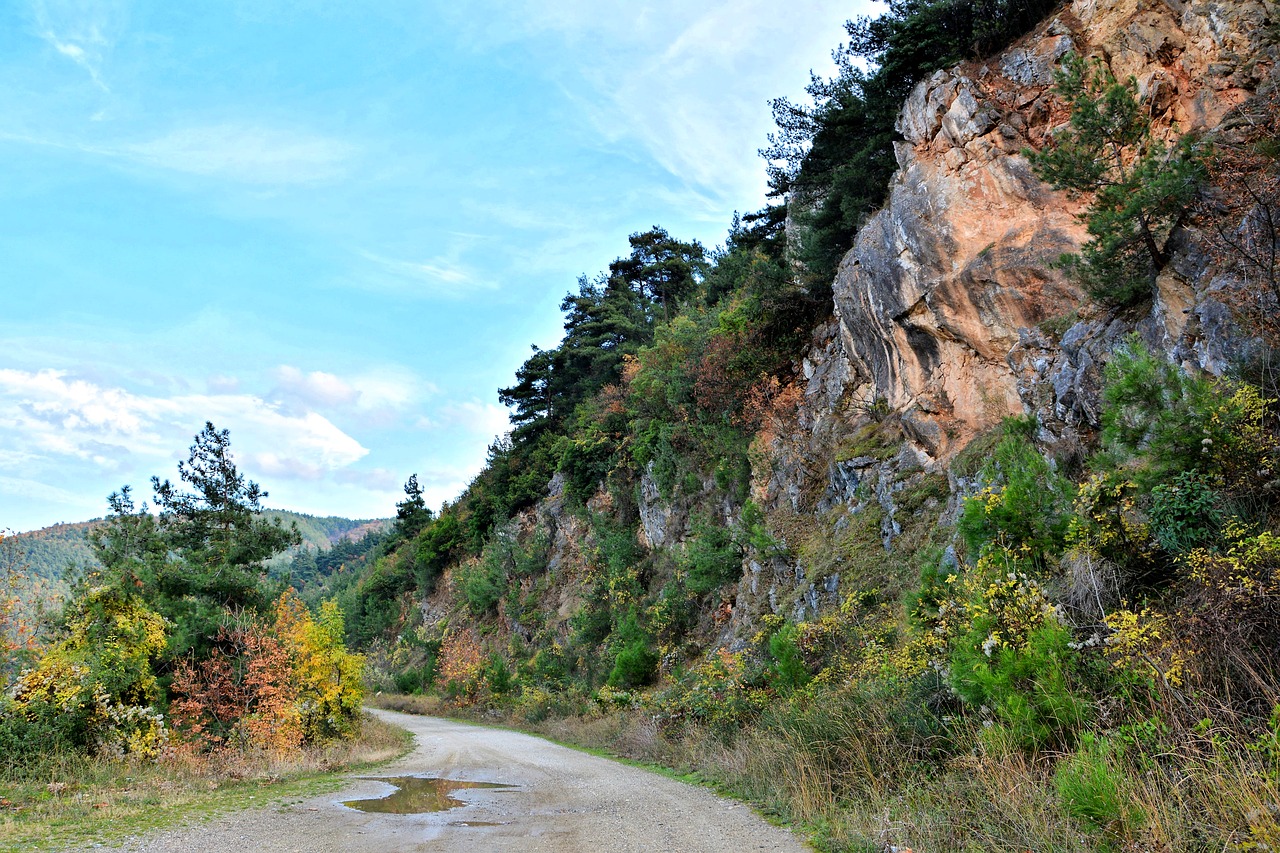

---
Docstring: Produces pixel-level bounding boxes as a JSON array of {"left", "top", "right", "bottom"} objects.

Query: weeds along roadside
[{"left": 0, "top": 712, "right": 411, "bottom": 853}]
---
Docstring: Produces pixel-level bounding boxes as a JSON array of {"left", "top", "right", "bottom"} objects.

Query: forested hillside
[{"left": 11, "top": 510, "right": 388, "bottom": 584}]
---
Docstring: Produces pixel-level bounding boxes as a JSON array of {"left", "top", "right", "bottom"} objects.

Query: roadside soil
[{"left": 86, "top": 709, "right": 812, "bottom": 852}]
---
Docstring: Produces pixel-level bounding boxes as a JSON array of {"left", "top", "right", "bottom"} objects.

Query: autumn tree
[
  {"left": 0, "top": 529, "right": 42, "bottom": 685},
  {"left": 8, "top": 585, "right": 168, "bottom": 758}
]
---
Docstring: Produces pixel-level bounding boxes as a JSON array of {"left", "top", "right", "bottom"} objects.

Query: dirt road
[{"left": 102, "top": 709, "right": 812, "bottom": 852}]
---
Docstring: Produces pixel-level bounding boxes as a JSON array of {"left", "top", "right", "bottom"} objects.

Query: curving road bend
[{"left": 101, "top": 709, "right": 812, "bottom": 853}]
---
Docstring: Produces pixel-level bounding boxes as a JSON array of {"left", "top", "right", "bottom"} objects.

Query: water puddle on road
[{"left": 343, "top": 776, "right": 513, "bottom": 815}]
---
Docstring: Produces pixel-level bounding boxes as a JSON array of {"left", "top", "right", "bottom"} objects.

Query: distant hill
[{"left": 12, "top": 511, "right": 390, "bottom": 583}]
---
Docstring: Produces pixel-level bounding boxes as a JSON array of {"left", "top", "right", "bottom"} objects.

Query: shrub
[
  {"left": 9, "top": 586, "right": 168, "bottom": 759},
  {"left": 958, "top": 416, "right": 1072, "bottom": 569},
  {"left": 767, "top": 622, "right": 811, "bottom": 693},
  {"left": 680, "top": 517, "right": 743, "bottom": 596},
  {"left": 931, "top": 547, "right": 1088, "bottom": 748},
  {"left": 607, "top": 610, "right": 658, "bottom": 689},
  {"left": 1149, "top": 469, "right": 1221, "bottom": 554},
  {"left": 273, "top": 591, "right": 365, "bottom": 742}
]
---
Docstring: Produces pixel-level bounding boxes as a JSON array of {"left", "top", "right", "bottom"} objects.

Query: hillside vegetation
[{"left": 11, "top": 510, "right": 387, "bottom": 584}]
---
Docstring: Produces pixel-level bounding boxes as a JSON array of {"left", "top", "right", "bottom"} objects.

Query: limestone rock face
[{"left": 826, "top": 0, "right": 1275, "bottom": 461}]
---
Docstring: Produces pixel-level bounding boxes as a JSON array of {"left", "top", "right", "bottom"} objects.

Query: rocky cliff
[{"left": 724, "top": 0, "right": 1279, "bottom": 639}]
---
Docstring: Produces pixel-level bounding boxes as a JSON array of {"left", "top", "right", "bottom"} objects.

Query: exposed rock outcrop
[{"left": 820, "top": 0, "right": 1275, "bottom": 464}]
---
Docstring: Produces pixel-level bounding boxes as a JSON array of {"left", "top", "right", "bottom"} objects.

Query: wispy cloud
[
  {"left": 416, "top": 399, "right": 510, "bottom": 440},
  {"left": 32, "top": 0, "right": 119, "bottom": 92},
  {"left": 126, "top": 124, "right": 355, "bottom": 185},
  {"left": 0, "top": 122, "right": 357, "bottom": 187},
  {"left": 444, "top": 0, "right": 858, "bottom": 206},
  {"left": 357, "top": 250, "right": 496, "bottom": 298}
]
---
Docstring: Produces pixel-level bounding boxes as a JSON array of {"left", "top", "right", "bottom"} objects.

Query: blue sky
[{"left": 0, "top": 0, "right": 875, "bottom": 533}]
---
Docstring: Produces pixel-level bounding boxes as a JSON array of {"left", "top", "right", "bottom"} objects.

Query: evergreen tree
[
  {"left": 395, "top": 474, "right": 433, "bottom": 538},
  {"left": 94, "top": 422, "right": 300, "bottom": 659}
]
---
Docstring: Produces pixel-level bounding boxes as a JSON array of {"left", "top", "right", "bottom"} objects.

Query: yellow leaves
[
  {"left": 272, "top": 590, "right": 365, "bottom": 742},
  {"left": 1184, "top": 523, "right": 1280, "bottom": 598},
  {"left": 1102, "top": 606, "right": 1187, "bottom": 689},
  {"left": 10, "top": 587, "right": 170, "bottom": 759},
  {"left": 437, "top": 627, "right": 485, "bottom": 694}
]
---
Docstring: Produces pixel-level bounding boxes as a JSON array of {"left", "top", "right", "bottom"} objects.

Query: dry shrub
[{"left": 169, "top": 623, "right": 303, "bottom": 754}]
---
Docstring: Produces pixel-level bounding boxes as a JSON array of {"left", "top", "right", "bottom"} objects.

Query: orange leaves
[
  {"left": 169, "top": 591, "right": 365, "bottom": 754},
  {"left": 170, "top": 623, "right": 303, "bottom": 754},
  {"left": 437, "top": 628, "right": 485, "bottom": 695}
]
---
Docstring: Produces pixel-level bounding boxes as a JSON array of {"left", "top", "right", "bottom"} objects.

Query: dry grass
[{"left": 0, "top": 712, "right": 411, "bottom": 852}]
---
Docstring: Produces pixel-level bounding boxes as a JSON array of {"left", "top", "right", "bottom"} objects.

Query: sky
[{"left": 0, "top": 0, "right": 877, "bottom": 534}]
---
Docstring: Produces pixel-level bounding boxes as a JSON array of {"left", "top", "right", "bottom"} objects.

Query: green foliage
[
  {"left": 394, "top": 474, "right": 432, "bottom": 539},
  {"left": 1149, "top": 469, "right": 1222, "bottom": 554},
  {"left": 767, "top": 622, "right": 811, "bottom": 693},
  {"left": 958, "top": 416, "right": 1072, "bottom": 569},
  {"left": 92, "top": 424, "right": 302, "bottom": 663},
  {"left": 1100, "top": 338, "right": 1252, "bottom": 487},
  {"left": 927, "top": 546, "right": 1088, "bottom": 749},
  {"left": 1028, "top": 53, "right": 1205, "bottom": 305},
  {"left": 499, "top": 227, "right": 706, "bottom": 445},
  {"left": 458, "top": 558, "right": 504, "bottom": 617},
  {"left": 607, "top": 610, "right": 659, "bottom": 689},
  {"left": 414, "top": 511, "right": 463, "bottom": 591},
  {"left": 485, "top": 653, "right": 515, "bottom": 695},
  {"left": 679, "top": 516, "right": 743, "bottom": 596}
]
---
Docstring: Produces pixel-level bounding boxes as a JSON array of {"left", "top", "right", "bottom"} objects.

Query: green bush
[
  {"left": 1149, "top": 469, "right": 1221, "bottom": 554},
  {"left": 958, "top": 416, "right": 1072, "bottom": 569},
  {"left": 681, "top": 517, "right": 743, "bottom": 596},
  {"left": 767, "top": 622, "right": 811, "bottom": 693},
  {"left": 458, "top": 558, "right": 504, "bottom": 617},
  {"left": 951, "top": 620, "right": 1087, "bottom": 749},
  {"left": 607, "top": 610, "right": 658, "bottom": 689}
]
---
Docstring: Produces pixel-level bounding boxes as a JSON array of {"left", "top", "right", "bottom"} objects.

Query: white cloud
[
  {"left": 0, "top": 368, "right": 369, "bottom": 481},
  {"left": 444, "top": 0, "right": 864, "bottom": 206},
  {"left": 272, "top": 366, "right": 360, "bottom": 409},
  {"left": 33, "top": 0, "right": 118, "bottom": 92},
  {"left": 126, "top": 124, "right": 355, "bottom": 185},
  {"left": 269, "top": 364, "right": 430, "bottom": 414},
  {"left": 416, "top": 399, "right": 510, "bottom": 440}
]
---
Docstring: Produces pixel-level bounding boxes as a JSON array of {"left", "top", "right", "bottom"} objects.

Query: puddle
[{"left": 343, "top": 776, "right": 513, "bottom": 815}]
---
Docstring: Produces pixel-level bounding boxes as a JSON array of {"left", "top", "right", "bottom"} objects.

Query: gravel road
[{"left": 97, "top": 709, "right": 812, "bottom": 853}]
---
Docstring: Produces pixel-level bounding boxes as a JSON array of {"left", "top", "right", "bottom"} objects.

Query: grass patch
[
  {"left": 836, "top": 419, "right": 903, "bottom": 463},
  {"left": 0, "top": 712, "right": 411, "bottom": 852}
]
